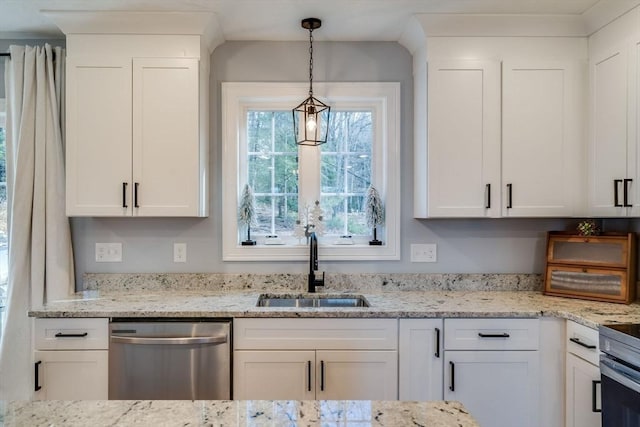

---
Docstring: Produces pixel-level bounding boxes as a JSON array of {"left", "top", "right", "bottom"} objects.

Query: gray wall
[
  {"left": 0, "top": 39, "right": 65, "bottom": 98},
  {"left": 67, "top": 40, "right": 588, "bottom": 287}
]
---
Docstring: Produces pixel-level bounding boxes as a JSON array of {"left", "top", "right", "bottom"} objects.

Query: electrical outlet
[
  {"left": 411, "top": 243, "right": 437, "bottom": 263},
  {"left": 95, "top": 243, "right": 122, "bottom": 262},
  {"left": 174, "top": 243, "right": 187, "bottom": 263}
]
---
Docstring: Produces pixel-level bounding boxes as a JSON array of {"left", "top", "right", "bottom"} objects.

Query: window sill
[{"left": 223, "top": 243, "right": 400, "bottom": 261}]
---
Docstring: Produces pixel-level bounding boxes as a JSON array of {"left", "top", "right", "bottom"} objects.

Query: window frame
[{"left": 222, "top": 82, "right": 400, "bottom": 261}]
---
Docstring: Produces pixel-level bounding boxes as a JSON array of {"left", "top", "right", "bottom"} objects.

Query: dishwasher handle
[{"left": 111, "top": 334, "right": 227, "bottom": 345}]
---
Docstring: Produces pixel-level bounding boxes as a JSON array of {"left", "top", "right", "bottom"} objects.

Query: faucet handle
[{"left": 315, "top": 271, "right": 325, "bottom": 287}]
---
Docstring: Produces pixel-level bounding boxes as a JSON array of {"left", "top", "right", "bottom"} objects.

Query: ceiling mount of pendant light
[{"left": 293, "top": 17, "right": 331, "bottom": 146}]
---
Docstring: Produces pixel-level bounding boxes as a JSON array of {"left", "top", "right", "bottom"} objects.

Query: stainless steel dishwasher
[{"left": 109, "top": 319, "right": 231, "bottom": 400}]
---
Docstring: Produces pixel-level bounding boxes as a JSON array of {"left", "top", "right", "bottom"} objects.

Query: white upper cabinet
[
  {"left": 588, "top": 6, "right": 640, "bottom": 217},
  {"left": 65, "top": 35, "right": 209, "bottom": 217},
  {"left": 66, "top": 58, "right": 133, "bottom": 216},
  {"left": 132, "top": 58, "right": 200, "bottom": 216},
  {"left": 427, "top": 60, "right": 501, "bottom": 218},
  {"left": 423, "top": 56, "right": 585, "bottom": 218},
  {"left": 502, "top": 60, "right": 584, "bottom": 217}
]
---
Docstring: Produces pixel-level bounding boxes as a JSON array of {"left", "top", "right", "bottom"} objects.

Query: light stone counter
[
  {"left": 0, "top": 400, "right": 479, "bottom": 427},
  {"left": 27, "top": 273, "right": 640, "bottom": 328},
  {"left": 28, "top": 289, "right": 640, "bottom": 329}
]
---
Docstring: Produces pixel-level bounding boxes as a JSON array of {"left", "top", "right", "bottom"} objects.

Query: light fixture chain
[{"left": 308, "top": 27, "right": 314, "bottom": 96}]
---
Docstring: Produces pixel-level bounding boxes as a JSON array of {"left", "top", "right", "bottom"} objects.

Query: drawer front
[
  {"left": 234, "top": 318, "right": 397, "bottom": 350},
  {"left": 566, "top": 320, "right": 599, "bottom": 366},
  {"left": 444, "top": 318, "right": 539, "bottom": 350},
  {"left": 34, "top": 318, "right": 109, "bottom": 350}
]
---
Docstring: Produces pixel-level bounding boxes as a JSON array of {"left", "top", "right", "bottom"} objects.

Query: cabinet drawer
[
  {"left": 566, "top": 320, "right": 600, "bottom": 366},
  {"left": 234, "top": 318, "right": 397, "bottom": 350},
  {"left": 34, "top": 318, "right": 109, "bottom": 350},
  {"left": 444, "top": 318, "right": 539, "bottom": 350}
]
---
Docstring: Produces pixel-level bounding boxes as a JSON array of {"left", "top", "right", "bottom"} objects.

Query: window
[{"left": 222, "top": 83, "right": 400, "bottom": 261}]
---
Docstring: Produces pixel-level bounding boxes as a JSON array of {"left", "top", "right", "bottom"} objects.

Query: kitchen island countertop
[
  {"left": 29, "top": 289, "right": 640, "bottom": 329},
  {"left": 0, "top": 399, "right": 479, "bottom": 427}
]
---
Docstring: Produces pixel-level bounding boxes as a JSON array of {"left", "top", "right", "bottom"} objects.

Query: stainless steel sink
[{"left": 256, "top": 294, "right": 370, "bottom": 308}]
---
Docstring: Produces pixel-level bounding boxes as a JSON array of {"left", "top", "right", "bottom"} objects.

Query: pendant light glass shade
[{"left": 293, "top": 18, "right": 331, "bottom": 146}]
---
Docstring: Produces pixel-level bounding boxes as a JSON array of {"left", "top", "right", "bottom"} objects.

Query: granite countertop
[
  {"left": 0, "top": 400, "right": 479, "bottom": 427},
  {"left": 29, "top": 289, "right": 640, "bottom": 329}
]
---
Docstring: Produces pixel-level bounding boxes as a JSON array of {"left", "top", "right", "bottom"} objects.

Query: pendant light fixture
[{"left": 293, "top": 17, "right": 331, "bottom": 146}]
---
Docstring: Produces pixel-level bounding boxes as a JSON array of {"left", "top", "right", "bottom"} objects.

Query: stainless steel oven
[
  {"left": 109, "top": 319, "right": 231, "bottom": 400},
  {"left": 599, "top": 324, "right": 640, "bottom": 427}
]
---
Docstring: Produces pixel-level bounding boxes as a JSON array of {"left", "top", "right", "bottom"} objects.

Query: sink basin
[{"left": 256, "top": 294, "right": 370, "bottom": 308}]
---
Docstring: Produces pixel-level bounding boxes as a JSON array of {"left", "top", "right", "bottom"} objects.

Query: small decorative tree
[
  {"left": 238, "top": 184, "right": 257, "bottom": 246},
  {"left": 366, "top": 185, "right": 384, "bottom": 245}
]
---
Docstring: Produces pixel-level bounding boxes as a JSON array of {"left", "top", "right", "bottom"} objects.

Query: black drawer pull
[
  {"left": 569, "top": 337, "right": 596, "bottom": 349},
  {"left": 307, "top": 361, "right": 312, "bottom": 392},
  {"left": 434, "top": 327, "right": 440, "bottom": 358},
  {"left": 449, "top": 361, "right": 455, "bottom": 392},
  {"left": 35, "top": 361, "right": 42, "bottom": 391},
  {"left": 55, "top": 332, "right": 88, "bottom": 338},
  {"left": 478, "top": 332, "right": 510, "bottom": 338},
  {"left": 320, "top": 360, "right": 325, "bottom": 391},
  {"left": 506, "top": 183, "right": 513, "bottom": 209},
  {"left": 592, "top": 380, "right": 601, "bottom": 413}
]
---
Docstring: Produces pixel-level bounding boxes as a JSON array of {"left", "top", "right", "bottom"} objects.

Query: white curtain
[{"left": 0, "top": 44, "right": 74, "bottom": 399}]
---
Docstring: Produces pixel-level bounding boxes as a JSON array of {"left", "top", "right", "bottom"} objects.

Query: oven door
[{"left": 600, "top": 355, "right": 640, "bottom": 427}]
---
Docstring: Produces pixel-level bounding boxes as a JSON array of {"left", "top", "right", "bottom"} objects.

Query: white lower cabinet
[
  {"left": 33, "top": 318, "right": 109, "bottom": 400},
  {"left": 33, "top": 350, "right": 108, "bottom": 400},
  {"left": 566, "top": 320, "right": 601, "bottom": 427},
  {"left": 233, "top": 318, "right": 398, "bottom": 400},
  {"left": 566, "top": 353, "right": 601, "bottom": 427},
  {"left": 443, "top": 318, "right": 540, "bottom": 427},
  {"left": 398, "top": 319, "right": 443, "bottom": 400}
]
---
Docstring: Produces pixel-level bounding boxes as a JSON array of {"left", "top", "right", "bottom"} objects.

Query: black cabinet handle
[
  {"left": 592, "top": 380, "right": 601, "bottom": 413},
  {"left": 122, "top": 182, "right": 128, "bottom": 208},
  {"left": 55, "top": 332, "right": 88, "bottom": 338},
  {"left": 449, "top": 361, "right": 455, "bottom": 392},
  {"left": 478, "top": 332, "right": 510, "bottom": 338},
  {"left": 506, "top": 183, "right": 513, "bottom": 209},
  {"left": 485, "top": 184, "right": 491, "bottom": 209},
  {"left": 624, "top": 179, "right": 633, "bottom": 207},
  {"left": 614, "top": 179, "right": 623, "bottom": 207},
  {"left": 34, "top": 361, "right": 42, "bottom": 391},
  {"left": 307, "top": 361, "right": 312, "bottom": 392},
  {"left": 569, "top": 337, "right": 596, "bottom": 349},
  {"left": 320, "top": 360, "right": 325, "bottom": 391},
  {"left": 434, "top": 327, "right": 440, "bottom": 358},
  {"left": 134, "top": 182, "right": 140, "bottom": 208}
]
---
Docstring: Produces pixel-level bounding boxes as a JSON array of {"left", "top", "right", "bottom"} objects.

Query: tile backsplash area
[{"left": 83, "top": 273, "right": 543, "bottom": 294}]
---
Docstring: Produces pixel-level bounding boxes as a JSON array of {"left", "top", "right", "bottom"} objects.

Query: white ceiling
[{"left": 0, "top": 0, "right": 635, "bottom": 41}]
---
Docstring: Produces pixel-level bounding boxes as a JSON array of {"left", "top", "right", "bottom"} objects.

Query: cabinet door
[
  {"left": 316, "top": 350, "right": 397, "bottom": 400},
  {"left": 426, "top": 60, "right": 501, "bottom": 217},
  {"left": 589, "top": 46, "right": 631, "bottom": 217},
  {"left": 233, "top": 350, "right": 315, "bottom": 400},
  {"left": 132, "top": 58, "right": 201, "bottom": 216},
  {"left": 444, "top": 351, "right": 539, "bottom": 427},
  {"left": 566, "top": 353, "right": 602, "bottom": 427},
  {"left": 502, "top": 61, "right": 584, "bottom": 217},
  {"left": 399, "top": 319, "right": 443, "bottom": 400},
  {"left": 33, "top": 350, "right": 108, "bottom": 400},
  {"left": 66, "top": 57, "right": 132, "bottom": 216},
  {"left": 630, "top": 38, "right": 640, "bottom": 216}
]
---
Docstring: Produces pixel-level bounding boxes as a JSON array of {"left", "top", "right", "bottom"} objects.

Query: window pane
[
  {"left": 321, "top": 111, "right": 372, "bottom": 236},
  {"left": 246, "top": 110, "right": 298, "bottom": 238}
]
